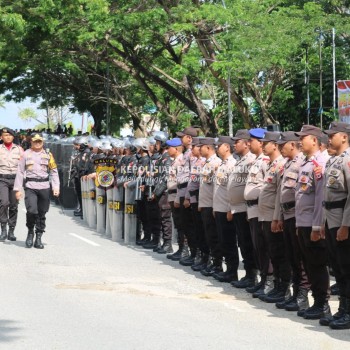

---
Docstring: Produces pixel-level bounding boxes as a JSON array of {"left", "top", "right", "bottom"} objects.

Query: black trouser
[
  {"left": 262, "top": 221, "right": 291, "bottom": 283},
  {"left": 283, "top": 217, "right": 310, "bottom": 291},
  {"left": 24, "top": 188, "right": 51, "bottom": 233},
  {"left": 249, "top": 217, "right": 271, "bottom": 277},
  {"left": 138, "top": 198, "right": 152, "bottom": 238},
  {"left": 170, "top": 201, "right": 185, "bottom": 247},
  {"left": 298, "top": 227, "right": 330, "bottom": 303},
  {"left": 0, "top": 178, "right": 18, "bottom": 227},
  {"left": 74, "top": 177, "right": 82, "bottom": 209},
  {"left": 191, "top": 202, "right": 209, "bottom": 255},
  {"left": 179, "top": 197, "right": 195, "bottom": 251},
  {"left": 325, "top": 223, "right": 350, "bottom": 297},
  {"left": 233, "top": 212, "right": 256, "bottom": 271},
  {"left": 201, "top": 207, "right": 222, "bottom": 263},
  {"left": 215, "top": 211, "right": 239, "bottom": 269},
  {"left": 158, "top": 193, "right": 172, "bottom": 241}
]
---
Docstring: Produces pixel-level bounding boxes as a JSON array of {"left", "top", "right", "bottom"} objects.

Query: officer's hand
[
  {"left": 140, "top": 185, "right": 145, "bottom": 192},
  {"left": 271, "top": 220, "right": 279, "bottom": 233},
  {"left": 174, "top": 201, "right": 180, "bottom": 208},
  {"left": 198, "top": 207, "right": 202, "bottom": 212},
  {"left": 15, "top": 191, "right": 22, "bottom": 201},
  {"left": 320, "top": 226, "right": 326, "bottom": 239},
  {"left": 227, "top": 211, "right": 233, "bottom": 222},
  {"left": 336, "top": 226, "right": 349, "bottom": 242},
  {"left": 53, "top": 189, "right": 60, "bottom": 197},
  {"left": 183, "top": 199, "right": 190, "bottom": 208},
  {"left": 124, "top": 181, "right": 130, "bottom": 188},
  {"left": 277, "top": 220, "right": 284, "bottom": 232},
  {"left": 310, "top": 230, "right": 321, "bottom": 242}
]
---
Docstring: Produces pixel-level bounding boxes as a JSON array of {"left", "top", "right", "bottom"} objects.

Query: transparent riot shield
[
  {"left": 96, "top": 187, "right": 106, "bottom": 234},
  {"left": 112, "top": 185, "right": 124, "bottom": 242},
  {"left": 105, "top": 186, "right": 113, "bottom": 238},
  {"left": 81, "top": 178, "right": 88, "bottom": 223},
  {"left": 124, "top": 184, "right": 137, "bottom": 244},
  {"left": 87, "top": 179, "right": 96, "bottom": 229}
]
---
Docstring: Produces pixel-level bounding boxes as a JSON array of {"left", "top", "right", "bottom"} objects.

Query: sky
[{"left": 0, "top": 99, "right": 89, "bottom": 132}]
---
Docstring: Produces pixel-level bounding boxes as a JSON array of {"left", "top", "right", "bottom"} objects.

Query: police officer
[
  {"left": 258, "top": 131, "right": 290, "bottom": 303},
  {"left": 276, "top": 131, "right": 310, "bottom": 312},
  {"left": 14, "top": 133, "right": 60, "bottom": 249},
  {"left": 71, "top": 136, "right": 90, "bottom": 217},
  {"left": 183, "top": 137, "right": 209, "bottom": 266},
  {"left": 320, "top": 122, "right": 350, "bottom": 329},
  {"left": 229, "top": 129, "right": 257, "bottom": 289},
  {"left": 151, "top": 132, "right": 173, "bottom": 254},
  {"left": 0, "top": 128, "right": 23, "bottom": 241},
  {"left": 295, "top": 125, "right": 330, "bottom": 320},
  {"left": 198, "top": 138, "right": 222, "bottom": 275},
  {"left": 212, "top": 136, "right": 239, "bottom": 283},
  {"left": 175, "top": 127, "right": 197, "bottom": 264},
  {"left": 244, "top": 128, "right": 272, "bottom": 297}
]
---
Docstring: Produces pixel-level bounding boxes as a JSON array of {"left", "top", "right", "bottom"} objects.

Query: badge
[
  {"left": 337, "top": 158, "right": 343, "bottom": 164},
  {"left": 328, "top": 177, "right": 336, "bottom": 185},
  {"left": 301, "top": 183, "right": 308, "bottom": 191},
  {"left": 286, "top": 172, "right": 298, "bottom": 180},
  {"left": 266, "top": 177, "right": 273, "bottom": 183},
  {"left": 330, "top": 169, "right": 338, "bottom": 176},
  {"left": 97, "top": 170, "right": 114, "bottom": 188},
  {"left": 300, "top": 176, "right": 308, "bottom": 183}
]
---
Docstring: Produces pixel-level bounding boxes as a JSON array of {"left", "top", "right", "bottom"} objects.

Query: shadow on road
[{"left": 0, "top": 320, "right": 21, "bottom": 343}]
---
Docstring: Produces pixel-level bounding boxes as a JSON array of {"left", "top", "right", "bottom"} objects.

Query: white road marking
[{"left": 68, "top": 233, "right": 100, "bottom": 246}]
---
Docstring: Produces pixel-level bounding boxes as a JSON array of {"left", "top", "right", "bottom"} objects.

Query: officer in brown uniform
[
  {"left": 198, "top": 138, "right": 222, "bottom": 275},
  {"left": 213, "top": 136, "right": 239, "bottom": 283},
  {"left": 14, "top": 133, "right": 60, "bottom": 249},
  {"left": 0, "top": 128, "right": 23, "bottom": 241},
  {"left": 244, "top": 128, "right": 272, "bottom": 297},
  {"left": 320, "top": 122, "right": 350, "bottom": 329},
  {"left": 295, "top": 125, "right": 330, "bottom": 320},
  {"left": 183, "top": 137, "right": 209, "bottom": 266},
  {"left": 229, "top": 129, "right": 257, "bottom": 289},
  {"left": 275, "top": 131, "right": 310, "bottom": 312},
  {"left": 257, "top": 131, "right": 290, "bottom": 303}
]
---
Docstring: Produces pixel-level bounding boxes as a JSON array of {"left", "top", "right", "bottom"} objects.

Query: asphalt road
[{"left": 1, "top": 202, "right": 349, "bottom": 350}]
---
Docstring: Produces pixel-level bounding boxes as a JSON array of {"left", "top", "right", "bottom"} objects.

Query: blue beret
[
  {"left": 166, "top": 137, "right": 182, "bottom": 147},
  {"left": 249, "top": 128, "right": 266, "bottom": 139}
]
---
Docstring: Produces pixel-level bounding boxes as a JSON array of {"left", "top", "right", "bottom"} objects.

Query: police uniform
[
  {"left": 277, "top": 132, "right": 310, "bottom": 312},
  {"left": 0, "top": 128, "right": 23, "bottom": 241},
  {"left": 198, "top": 138, "right": 222, "bottom": 276},
  {"left": 184, "top": 137, "right": 209, "bottom": 266},
  {"left": 295, "top": 125, "right": 330, "bottom": 320},
  {"left": 13, "top": 134, "right": 60, "bottom": 249},
  {"left": 321, "top": 122, "right": 350, "bottom": 329},
  {"left": 213, "top": 136, "right": 239, "bottom": 283},
  {"left": 258, "top": 132, "right": 290, "bottom": 303},
  {"left": 229, "top": 129, "right": 257, "bottom": 288},
  {"left": 244, "top": 128, "right": 271, "bottom": 294}
]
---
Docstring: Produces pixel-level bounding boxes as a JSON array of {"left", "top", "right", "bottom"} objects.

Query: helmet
[
  {"left": 153, "top": 131, "right": 168, "bottom": 148},
  {"left": 101, "top": 141, "right": 112, "bottom": 152},
  {"left": 148, "top": 136, "right": 156, "bottom": 145},
  {"left": 75, "top": 136, "right": 89, "bottom": 145},
  {"left": 92, "top": 140, "right": 103, "bottom": 149}
]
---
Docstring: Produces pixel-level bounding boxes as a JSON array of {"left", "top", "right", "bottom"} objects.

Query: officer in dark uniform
[
  {"left": 14, "top": 133, "right": 60, "bottom": 249},
  {"left": 0, "top": 128, "right": 23, "bottom": 241},
  {"left": 71, "top": 136, "right": 90, "bottom": 217},
  {"left": 150, "top": 132, "right": 173, "bottom": 254}
]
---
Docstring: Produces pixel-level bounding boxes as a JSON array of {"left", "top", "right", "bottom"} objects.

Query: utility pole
[{"left": 332, "top": 28, "right": 336, "bottom": 118}]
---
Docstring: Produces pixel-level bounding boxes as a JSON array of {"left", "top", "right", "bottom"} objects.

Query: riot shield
[
  {"left": 112, "top": 185, "right": 124, "bottom": 242},
  {"left": 124, "top": 184, "right": 137, "bottom": 244},
  {"left": 96, "top": 187, "right": 106, "bottom": 234}
]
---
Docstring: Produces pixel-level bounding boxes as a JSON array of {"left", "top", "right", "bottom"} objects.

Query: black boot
[
  {"left": 253, "top": 275, "right": 274, "bottom": 298},
  {"left": 191, "top": 254, "right": 209, "bottom": 272},
  {"left": 167, "top": 247, "right": 182, "bottom": 260},
  {"left": 329, "top": 298, "right": 350, "bottom": 330},
  {"left": 136, "top": 234, "right": 151, "bottom": 246},
  {"left": 303, "top": 300, "right": 331, "bottom": 320},
  {"left": 246, "top": 279, "right": 264, "bottom": 294},
  {"left": 7, "top": 226, "right": 16, "bottom": 241},
  {"left": 290, "top": 288, "right": 309, "bottom": 315},
  {"left": 259, "top": 279, "right": 280, "bottom": 302},
  {"left": 200, "top": 261, "right": 223, "bottom": 277},
  {"left": 264, "top": 281, "right": 290, "bottom": 304},
  {"left": 330, "top": 283, "right": 339, "bottom": 296},
  {"left": 157, "top": 240, "right": 173, "bottom": 254},
  {"left": 25, "top": 229, "right": 34, "bottom": 248},
  {"left": 153, "top": 240, "right": 162, "bottom": 252},
  {"left": 179, "top": 249, "right": 196, "bottom": 266},
  {"left": 0, "top": 223, "right": 7, "bottom": 241},
  {"left": 34, "top": 231, "right": 44, "bottom": 249},
  {"left": 142, "top": 237, "right": 159, "bottom": 250},
  {"left": 231, "top": 269, "right": 258, "bottom": 289},
  {"left": 214, "top": 265, "right": 238, "bottom": 283},
  {"left": 320, "top": 296, "right": 346, "bottom": 326},
  {"left": 74, "top": 208, "right": 82, "bottom": 217}
]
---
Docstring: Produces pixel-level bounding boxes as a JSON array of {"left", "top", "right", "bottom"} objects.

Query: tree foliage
[{"left": 0, "top": 0, "right": 349, "bottom": 135}]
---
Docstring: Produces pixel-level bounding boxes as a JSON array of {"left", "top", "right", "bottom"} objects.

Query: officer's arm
[
  {"left": 49, "top": 153, "right": 60, "bottom": 192},
  {"left": 341, "top": 156, "right": 350, "bottom": 227},
  {"left": 312, "top": 161, "right": 326, "bottom": 230},
  {"left": 13, "top": 154, "right": 26, "bottom": 192}
]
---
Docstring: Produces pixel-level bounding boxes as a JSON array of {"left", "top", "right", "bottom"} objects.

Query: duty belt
[
  {"left": 177, "top": 182, "right": 188, "bottom": 189},
  {"left": 0, "top": 174, "right": 16, "bottom": 179},
  {"left": 323, "top": 198, "right": 347, "bottom": 210},
  {"left": 168, "top": 189, "right": 177, "bottom": 194},
  {"left": 25, "top": 177, "right": 49, "bottom": 183},
  {"left": 281, "top": 201, "right": 295, "bottom": 211},
  {"left": 189, "top": 190, "right": 199, "bottom": 197},
  {"left": 246, "top": 199, "right": 259, "bottom": 207}
]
